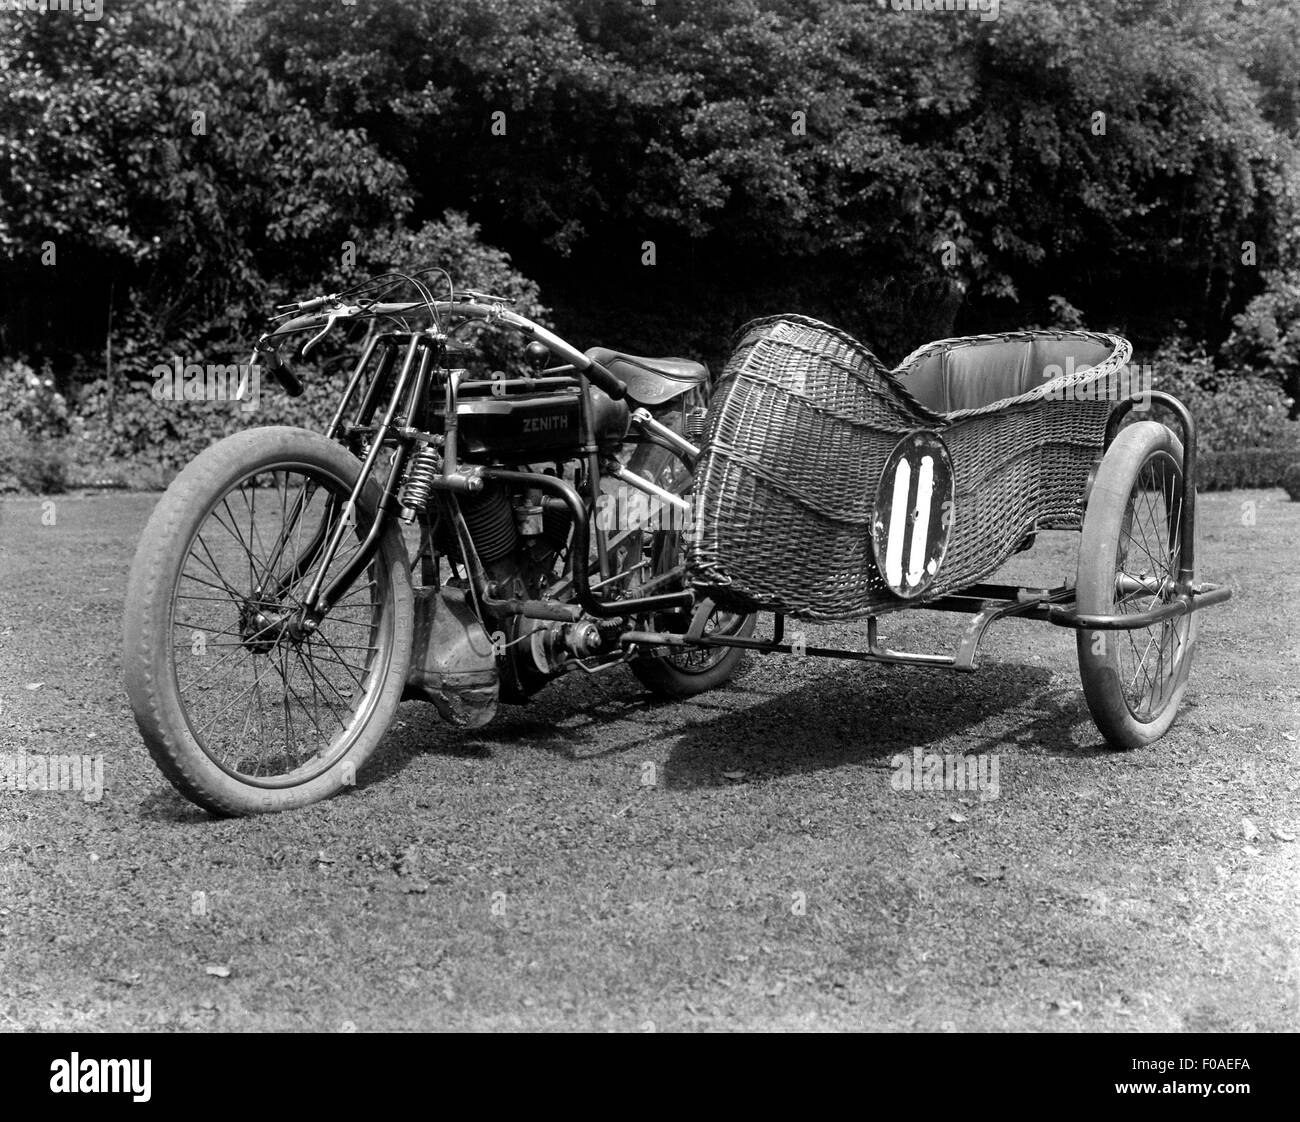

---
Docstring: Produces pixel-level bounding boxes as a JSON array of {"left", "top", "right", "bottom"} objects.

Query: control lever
[
  {"left": 300, "top": 305, "right": 359, "bottom": 359},
  {"left": 459, "top": 289, "right": 516, "bottom": 305}
]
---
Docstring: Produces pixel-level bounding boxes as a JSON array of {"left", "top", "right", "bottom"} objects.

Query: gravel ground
[{"left": 0, "top": 488, "right": 1295, "bottom": 1031}]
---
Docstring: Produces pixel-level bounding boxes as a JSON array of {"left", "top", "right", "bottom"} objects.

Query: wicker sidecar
[{"left": 684, "top": 315, "right": 1231, "bottom": 749}]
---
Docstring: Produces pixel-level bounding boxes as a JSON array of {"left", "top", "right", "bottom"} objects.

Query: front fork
[{"left": 252, "top": 332, "right": 432, "bottom": 636}]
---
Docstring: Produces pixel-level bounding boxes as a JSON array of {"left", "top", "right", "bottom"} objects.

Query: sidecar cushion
[{"left": 895, "top": 336, "right": 1120, "bottom": 415}]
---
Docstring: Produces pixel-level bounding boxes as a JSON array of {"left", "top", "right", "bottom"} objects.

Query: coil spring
[
  {"left": 399, "top": 445, "right": 441, "bottom": 514},
  {"left": 686, "top": 406, "right": 709, "bottom": 439}
]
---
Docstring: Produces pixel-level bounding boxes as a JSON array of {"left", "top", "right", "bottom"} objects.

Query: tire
[
  {"left": 1076, "top": 421, "right": 1197, "bottom": 749},
  {"left": 123, "top": 426, "right": 414, "bottom": 815},
  {"left": 629, "top": 593, "right": 756, "bottom": 699},
  {"left": 622, "top": 419, "right": 755, "bottom": 699}
]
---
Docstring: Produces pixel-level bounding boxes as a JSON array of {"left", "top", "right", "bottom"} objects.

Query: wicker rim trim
[
  {"left": 732, "top": 314, "right": 948, "bottom": 424},
  {"left": 890, "top": 328, "right": 1133, "bottom": 418}
]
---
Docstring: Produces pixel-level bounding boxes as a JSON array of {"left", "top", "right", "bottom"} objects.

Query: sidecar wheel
[{"left": 1076, "top": 421, "right": 1196, "bottom": 749}]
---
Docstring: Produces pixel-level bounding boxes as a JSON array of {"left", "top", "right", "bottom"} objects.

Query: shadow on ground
[{"left": 351, "top": 653, "right": 1101, "bottom": 795}]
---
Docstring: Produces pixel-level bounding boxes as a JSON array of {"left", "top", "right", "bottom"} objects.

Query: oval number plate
[{"left": 871, "top": 430, "right": 955, "bottom": 599}]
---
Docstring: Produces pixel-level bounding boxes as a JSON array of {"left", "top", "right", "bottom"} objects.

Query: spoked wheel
[
  {"left": 1076, "top": 421, "right": 1197, "bottom": 748},
  {"left": 630, "top": 565, "right": 756, "bottom": 698},
  {"left": 123, "top": 427, "right": 413, "bottom": 815},
  {"left": 621, "top": 424, "right": 755, "bottom": 699}
]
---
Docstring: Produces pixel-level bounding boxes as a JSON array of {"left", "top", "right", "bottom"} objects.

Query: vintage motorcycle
[
  {"left": 123, "top": 271, "right": 754, "bottom": 815},
  {"left": 124, "top": 268, "right": 1231, "bottom": 816}
]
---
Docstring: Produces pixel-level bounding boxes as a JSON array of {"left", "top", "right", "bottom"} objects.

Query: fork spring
[{"left": 399, "top": 445, "right": 442, "bottom": 517}]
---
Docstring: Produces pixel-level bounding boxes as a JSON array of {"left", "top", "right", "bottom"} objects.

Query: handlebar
[
  {"left": 268, "top": 312, "right": 329, "bottom": 337},
  {"left": 254, "top": 297, "right": 629, "bottom": 401},
  {"left": 274, "top": 294, "right": 338, "bottom": 314},
  {"left": 582, "top": 357, "right": 627, "bottom": 401}
]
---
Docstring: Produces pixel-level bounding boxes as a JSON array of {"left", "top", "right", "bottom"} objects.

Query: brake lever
[
  {"left": 459, "top": 289, "right": 516, "bottom": 306},
  {"left": 299, "top": 305, "right": 360, "bottom": 359}
]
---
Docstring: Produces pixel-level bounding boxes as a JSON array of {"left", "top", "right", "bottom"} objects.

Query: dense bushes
[
  {"left": 1220, "top": 269, "right": 1300, "bottom": 419},
  {"left": 1197, "top": 449, "right": 1297, "bottom": 493},
  {"left": 0, "top": 429, "right": 68, "bottom": 494},
  {"left": 2, "top": 212, "right": 547, "bottom": 491},
  {"left": 1146, "top": 336, "right": 1299, "bottom": 491},
  {"left": 249, "top": 0, "right": 1300, "bottom": 364},
  {"left": 1281, "top": 462, "right": 1300, "bottom": 501},
  {"left": 0, "top": 359, "right": 70, "bottom": 492},
  {"left": 7, "top": 1, "right": 1300, "bottom": 368}
]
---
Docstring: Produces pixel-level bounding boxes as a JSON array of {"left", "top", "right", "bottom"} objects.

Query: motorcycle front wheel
[{"left": 123, "top": 426, "right": 413, "bottom": 815}]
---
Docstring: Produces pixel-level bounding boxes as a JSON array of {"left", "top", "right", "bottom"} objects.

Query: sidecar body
[
  {"left": 689, "top": 315, "right": 1136, "bottom": 618},
  {"left": 675, "top": 315, "right": 1231, "bottom": 748}
]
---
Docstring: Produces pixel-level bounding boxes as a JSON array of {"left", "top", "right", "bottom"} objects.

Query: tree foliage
[
  {"left": 252, "top": 0, "right": 1300, "bottom": 362},
  {"left": 1, "top": 0, "right": 1298, "bottom": 412}
]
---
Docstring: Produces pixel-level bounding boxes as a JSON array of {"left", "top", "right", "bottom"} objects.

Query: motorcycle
[
  {"left": 123, "top": 270, "right": 754, "bottom": 815},
  {"left": 124, "top": 268, "right": 1233, "bottom": 817}
]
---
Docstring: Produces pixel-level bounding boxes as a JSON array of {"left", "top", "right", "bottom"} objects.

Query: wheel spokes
[
  {"left": 170, "top": 470, "right": 384, "bottom": 782},
  {"left": 1112, "top": 454, "right": 1186, "bottom": 722}
]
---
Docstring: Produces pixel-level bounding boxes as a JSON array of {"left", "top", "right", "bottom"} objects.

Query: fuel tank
[{"left": 451, "top": 387, "right": 629, "bottom": 462}]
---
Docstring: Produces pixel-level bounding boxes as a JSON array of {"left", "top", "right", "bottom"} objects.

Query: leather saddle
[{"left": 585, "top": 346, "right": 709, "bottom": 407}]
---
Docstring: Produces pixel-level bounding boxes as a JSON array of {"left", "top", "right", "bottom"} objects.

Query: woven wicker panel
[{"left": 687, "top": 316, "right": 1130, "bottom": 620}]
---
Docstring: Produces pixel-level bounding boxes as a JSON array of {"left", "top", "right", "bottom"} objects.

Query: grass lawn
[{"left": 0, "top": 488, "right": 1296, "bottom": 1030}]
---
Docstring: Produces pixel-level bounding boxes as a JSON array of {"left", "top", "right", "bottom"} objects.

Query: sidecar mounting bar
[
  {"left": 621, "top": 618, "right": 958, "bottom": 669},
  {"left": 621, "top": 584, "right": 1080, "bottom": 672},
  {"left": 623, "top": 571, "right": 1231, "bottom": 670}
]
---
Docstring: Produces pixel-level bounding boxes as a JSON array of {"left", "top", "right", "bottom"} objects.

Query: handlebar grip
[
  {"left": 584, "top": 358, "right": 627, "bottom": 401},
  {"left": 264, "top": 350, "right": 304, "bottom": 397}
]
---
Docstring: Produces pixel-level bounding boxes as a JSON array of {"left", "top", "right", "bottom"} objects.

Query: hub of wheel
[{"left": 238, "top": 600, "right": 311, "bottom": 654}]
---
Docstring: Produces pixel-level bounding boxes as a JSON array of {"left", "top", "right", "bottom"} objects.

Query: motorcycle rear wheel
[{"left": 622, "top": 427, "right": 754, "bottom": 698}]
